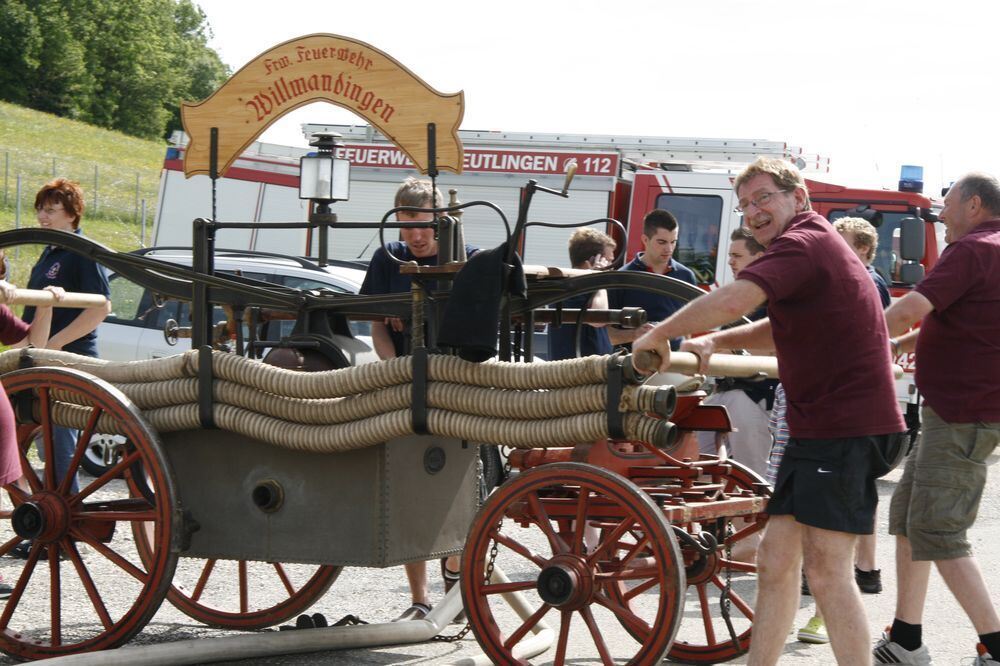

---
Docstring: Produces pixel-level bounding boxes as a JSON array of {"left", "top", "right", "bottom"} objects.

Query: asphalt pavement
[{"left": 1, "top": 460, "right": 996, "bottom": 665}]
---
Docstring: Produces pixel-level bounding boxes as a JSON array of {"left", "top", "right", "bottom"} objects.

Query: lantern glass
[{"left": 299, "top": 155, "right": 350, "bottom": 201}]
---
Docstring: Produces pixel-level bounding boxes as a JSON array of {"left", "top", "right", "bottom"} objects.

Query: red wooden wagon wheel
[
  {"left": 130, "top": 512, "right": 341, "bottom": 630},
  {"left": 0, "top": 367, "right": 178, "bottom": 660},
  {"left": 607, "top": 459, "right": 768, "bottom": 664},
  {"left": 461, "top": 462, "right": 684, "bottom": 665}
]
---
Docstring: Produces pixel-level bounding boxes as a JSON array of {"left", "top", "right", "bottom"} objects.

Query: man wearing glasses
[{"left": 633, "top": 157, "right": 904, "bottom": 664}]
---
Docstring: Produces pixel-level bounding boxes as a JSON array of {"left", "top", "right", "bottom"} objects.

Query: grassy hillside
[{"left": 0, "top": 101, "right": 166, "bottom": 285}]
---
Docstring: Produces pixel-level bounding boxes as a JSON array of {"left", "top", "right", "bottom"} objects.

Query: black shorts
[{"left": 766, "top": 435, "right": 892, "bottom": 534}]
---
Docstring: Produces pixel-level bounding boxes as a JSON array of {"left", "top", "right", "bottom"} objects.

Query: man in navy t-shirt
[
  {"left": 608, "top": 209, "right": 696, "bottom": 350},
  {"left": 547, "top": 227, "right": 615, "bottom": 360}
]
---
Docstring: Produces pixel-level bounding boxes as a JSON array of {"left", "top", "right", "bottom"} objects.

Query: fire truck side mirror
[
  {"left": 899, "top": 262, "right": 924, "bottom": 284},
  {"left": 898, "top": 216, "right": 925, "bottom": 285},
  {"left": 898, "top": 217, "right": 925, "bottom": 262}
]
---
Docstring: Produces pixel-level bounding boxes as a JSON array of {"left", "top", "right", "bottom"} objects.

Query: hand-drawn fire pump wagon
[{"left": 0, "top": 35, "right": 774, "bottom": 665}]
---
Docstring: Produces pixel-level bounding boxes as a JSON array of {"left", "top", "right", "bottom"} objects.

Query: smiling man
[{"left": 632, "top": 156, "right": 904, "bottom": 664}]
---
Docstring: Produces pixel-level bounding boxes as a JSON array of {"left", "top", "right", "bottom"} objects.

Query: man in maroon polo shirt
[
  {"left": 873, "top": 173, "right": 1000, "bottom": 665},
  {"left": 633, "top": 156, "right": 904, "bottom": 664}
]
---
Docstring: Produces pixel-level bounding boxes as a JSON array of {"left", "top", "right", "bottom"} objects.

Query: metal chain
[
  {"left": 432, "top": 516, "right": 504, "bottom": 643},
  {"left": 431, "top": 620, "right": 473, "bottom": 642},
  {"left": 719, "top": 519, "right": 740, "bottom": 648}
]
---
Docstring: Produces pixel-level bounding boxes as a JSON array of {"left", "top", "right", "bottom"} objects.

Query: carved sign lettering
[{"left": 181, "top": 33, "right": 465, "bottom": 177}]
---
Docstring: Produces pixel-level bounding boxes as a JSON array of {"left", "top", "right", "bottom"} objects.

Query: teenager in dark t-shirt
[
  {"left": 547, "top": 227, "right": 616, "bottom": 360},
  {"left": 633, "top": 157, "right": 903, "bottom": 664},
  {"left": 359, "top": 177, "right": 474, "bottom": 623}
]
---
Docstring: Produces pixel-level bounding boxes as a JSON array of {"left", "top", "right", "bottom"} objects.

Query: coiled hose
[{"left": 1, "top": 349, "right": 677, "bottom": 453}]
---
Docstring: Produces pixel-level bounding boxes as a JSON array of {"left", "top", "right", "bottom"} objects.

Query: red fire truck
[{"left": 152, "top": 124, "right": 941, "bottom": 418}]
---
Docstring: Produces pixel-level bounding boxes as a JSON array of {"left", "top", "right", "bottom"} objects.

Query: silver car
[{"left": 87, "top": 248, "right": 377, "bottom": 475}]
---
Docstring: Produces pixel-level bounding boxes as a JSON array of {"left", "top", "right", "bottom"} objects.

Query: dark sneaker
[
  {"left": 0, "top": 577, "right": 12, "bottom": 600},
  {"left": 855, "top": 566, "right": 883, "bottom": 594},
  {"left": 393, "top": 602, "right": 431, "bottom": 622},
  {"left": 801, "top": 573, "right": 811, "bottom": 596}
]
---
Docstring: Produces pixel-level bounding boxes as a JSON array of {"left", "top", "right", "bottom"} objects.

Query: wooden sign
[{"left": 181, "top": 34, "right": 465, "bottom": 178}]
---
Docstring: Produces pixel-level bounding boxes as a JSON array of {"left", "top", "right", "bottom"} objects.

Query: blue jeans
[{"left": 42, "top": 426, "right": 80, "bottom": 494}]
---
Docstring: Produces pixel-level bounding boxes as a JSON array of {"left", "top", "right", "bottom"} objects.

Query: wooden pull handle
[
  {"left": 4, "top": 289, "right": 108, "bottom": 309},
  {"left": 633, "top": 349, "right": 902, "bottom": 379},
  {"left": 632, "top": 349, "right": 779, "bottom": 378}
]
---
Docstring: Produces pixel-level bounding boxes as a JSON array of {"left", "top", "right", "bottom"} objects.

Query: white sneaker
[{"left": 872, "top": 628, "right": 932, "bottom": 665}]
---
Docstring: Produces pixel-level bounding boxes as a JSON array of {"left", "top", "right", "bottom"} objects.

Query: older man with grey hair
[{"left": 874, "top": 173, "right": 1000, "bottom": 666}]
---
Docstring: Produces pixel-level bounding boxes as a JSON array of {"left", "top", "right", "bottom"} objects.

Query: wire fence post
[
  {"left": 140, "top": 199, "right": 147, "bottom": 247},
  {"left": 14, "top": 174, "right": 21, "bottom": 260},
  {"left": 3, "top": 152, "right": 8, "bottom": 206},
  {"left": 52, "top": 157, "right": 56, "bottom": 177},
  {"left": 134, "top": 172, "right": 140, "bottom": 223},
  {"left": 93, "top": 164, "right": 99, "bottom": 214}
]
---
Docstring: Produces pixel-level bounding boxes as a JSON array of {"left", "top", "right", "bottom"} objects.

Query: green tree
[
  {"left": 0, "top": 1, "right": 43, "bottom": 106},
  {"left": 0, "top": 0, "right": 229, "bottom": 140}
]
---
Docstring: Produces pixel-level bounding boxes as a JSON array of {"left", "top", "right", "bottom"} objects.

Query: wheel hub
[
  {"left": 11, "top": 493, "right": 70, "bottom": 543},
  {"left": 536, "top": 555, "right": 593, "bottom": 610},
  {"left": 685, "top": 548, "right": 719, "bottom": 585}
]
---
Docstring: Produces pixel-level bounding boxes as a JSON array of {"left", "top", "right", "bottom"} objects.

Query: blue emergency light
[{"left": 899, "top": 165, "right": 924, "bottom": 194}]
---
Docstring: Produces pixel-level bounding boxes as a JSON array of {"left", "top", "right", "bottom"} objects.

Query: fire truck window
[
  {"left": 653, "top": 194, "right": 723, "bottom": 285},
  {"left": 829, "top": 210, "right": 910, "bottom": 283}
]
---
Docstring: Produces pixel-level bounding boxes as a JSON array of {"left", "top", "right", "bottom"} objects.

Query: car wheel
[{"left": 81, "top": 432, "right": 127, "bottom": 477}]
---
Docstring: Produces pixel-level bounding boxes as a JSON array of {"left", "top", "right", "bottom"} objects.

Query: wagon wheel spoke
[
  {"left": 74, "top": 497, "right": 158, "bottom": 522},
  {"left": 38, "top": 387, "right": 57, "bottom": 490},
  {"left": 49, "top": 547, "right": 63, "bottom": 646},
  {"left": 526, "top": 490, "right": 569, "bottom": 555},
  {"left": 585, "top": 517, "right": 636, "bottom": 567},
  {"left": 0, "top": 533, "right": 23, "bottom": 557},
  {"left": 571, "top": 488, "right": 591, "bottom": 555},
  {"left": 272, "top": 562, "right": 295, "bottom": 595},
  {"left": 695, "top": 582, "right": 718, "bottom": 645},
  {"left": 63, "top": 538, "right": 114, "bottom": 630},
  {"left": 554, "top": 609, "right": 572, "bottom": 665},
  {"left": 239, "top": 561, "right": 249, "bottom": 613},
  {"left": 189, "top": 559, "right": 218, "bottom": 601},
  {"left": 502, "top": 601, "right": 553, "bottom": 650},
  {"left": 480, "top": 579, "right": 537, "bottom": 595},
  {"left": 579, "top": 605, "right": 615, "bottom": 666},
  {"left": 593, "top": 589, "right": 653, "bottom": 637},
  {"left": 0, "top": 546, "right": 45, "bottom": 631},
  {"left": 710, "top": 574, "right": 755, "bottom": 619},
  {"left": 73, "top": 449, "right": 144, "bottom": 505},
  {"left": 56, "top": 404, "right": 103, "bottom": 497},
  {"left": 491, "top": 531, "right": 547, "bottom": 568}
]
